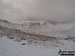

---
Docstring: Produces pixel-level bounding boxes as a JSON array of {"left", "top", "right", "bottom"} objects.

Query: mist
[{"left": 0, "top": 0, "right": 75, "bottom": 23}]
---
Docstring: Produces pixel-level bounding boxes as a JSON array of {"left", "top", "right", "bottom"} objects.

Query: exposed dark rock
[
  {"left": 21, "top": 37, "right": 26, "bottom": 40},
  {"left": 34, "top": 42, "right": 37, "bottom": 44},
  {"left": 22, "top": 43, "right": 26, "bottom": 45}
]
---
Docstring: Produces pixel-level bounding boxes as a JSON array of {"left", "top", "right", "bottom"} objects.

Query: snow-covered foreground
[{"left": 0, "top": 36, "right": 75, "bottom": 56}]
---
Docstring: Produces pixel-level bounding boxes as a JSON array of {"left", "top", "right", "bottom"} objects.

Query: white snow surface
[{"left": 0, "top": 36, "right": 75, "bottom": 56}]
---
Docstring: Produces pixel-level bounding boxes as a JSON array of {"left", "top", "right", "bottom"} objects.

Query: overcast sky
[{"left": 0, "top": 0, "right": 75, "bottom": 23}]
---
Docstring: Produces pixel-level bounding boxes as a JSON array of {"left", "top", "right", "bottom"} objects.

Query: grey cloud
[{"left": 0, "top": 0, "right": 75, "bottom": 23}]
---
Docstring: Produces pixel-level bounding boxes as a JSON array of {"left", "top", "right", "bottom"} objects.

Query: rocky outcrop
[{"left": 0, "top": 25, "right": 57, "bottom": 41}]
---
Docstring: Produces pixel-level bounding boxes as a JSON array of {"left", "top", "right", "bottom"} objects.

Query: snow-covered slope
[
  {"left": 0, "top": 19, "right": 75, "bottom": 56},
  {"left": 0, "top": 35, "right": 75, "bottom": 56},
  {"left": 0, "top": 19, "right": 75, "bottom": 40}
]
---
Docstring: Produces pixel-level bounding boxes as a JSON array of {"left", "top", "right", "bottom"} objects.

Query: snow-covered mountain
[
  {"left": 0, "top": 19, "right": 75, "bottom": 56},
  {"left": 0, "top": 19, "right": 75, "bottom": 41}
]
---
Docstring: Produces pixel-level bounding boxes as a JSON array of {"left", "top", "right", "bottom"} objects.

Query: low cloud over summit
[{"left": 0, "top": 0, "right": 75, "bottom": 23}]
